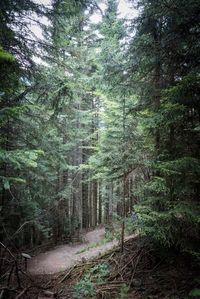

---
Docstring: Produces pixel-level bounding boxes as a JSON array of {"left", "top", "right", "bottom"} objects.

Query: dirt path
[{"left": 28, "top": 228, "right": 121, "bottom": 275}]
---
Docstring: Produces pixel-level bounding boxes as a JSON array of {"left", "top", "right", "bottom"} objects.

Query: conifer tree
[{"left": 127, "top": 0, "right": 200, "bottom": 254}]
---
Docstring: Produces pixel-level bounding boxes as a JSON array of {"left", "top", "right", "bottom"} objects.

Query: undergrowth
[
  {"left": 76, "top": 231, "right": 120, "bottom": 254},
  {"left": 73, "top": 262, "right": 110, "bottom": 298},
  {"left": 70, "top": 236, "right": 200, "bottom": 299}
]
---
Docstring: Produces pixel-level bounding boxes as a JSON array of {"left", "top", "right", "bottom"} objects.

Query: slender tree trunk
[
  {"left": 82, "top": 177, "right": 89, "bottom": 229},
  {"left": 121, "top": 174, "right": 126, "bottom": 253},
  {"left": 98, "top": 181, "right": 102, "bottom": 224},
  {"left": 121, "top": 96, "right": 126, "bottom": 252},
  {"left": 88, "top": 180, "right": 92, "bottom": 228},
  {"left": 93, "top": 180, "right": 98, "bottom": 227}
]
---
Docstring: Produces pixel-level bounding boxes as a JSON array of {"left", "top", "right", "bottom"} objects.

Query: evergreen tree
[
  {"left": 127, "top": 0, "right": 200, "bottom": 255},
  {"left": 0, "top": 0, "right": 47, "bottom": 244}
]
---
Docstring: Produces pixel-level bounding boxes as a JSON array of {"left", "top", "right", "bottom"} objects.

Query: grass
[
  {"left": 76, "top": 239, "right": 109, "bottom": 254},
  {"left": 75, "top": 223, "right": 137, "bottom": 256},
  {"left": 76, "top": 231, "right": 120, "bottom": 254}
]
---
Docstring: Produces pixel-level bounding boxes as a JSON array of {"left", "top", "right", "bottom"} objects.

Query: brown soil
[
  {"left": 28, "top": 227, "right": 133, "bottom": 275},
  {"left": 1, "top": 232, "right": 198, "bottom": 299},
  {"left": 50, "top": 236, "right": 199, "bottom": 299}
]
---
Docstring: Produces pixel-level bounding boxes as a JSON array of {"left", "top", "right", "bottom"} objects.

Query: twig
[
  {"left": 19, "top": 269, "right": 34, "bottom": 282},
  {"left": 0, "top": 242, "right": 21, "bottom": 289},
  {"left": 0, "top": 242, "right": 15, "bottom": 260},
  {"left": 11, "top": 221, "right": 34, "bottom": 239},
  {"left": 7, "top": 264, "right": 14, "bottom": 286},
  {"left": 129, "top": 250, "right": 144, "bottom": 287},
  {"left": 59, "top": 267, "right": 74, "bottom": 283},
  {"left": 0, "top": 287, "right": 18, "bottom": 293},
  {"left": 15, "top": 287, "right": 28, "bottom": 299},
  {"left": 15, "top": 261, "right": 21, "bottom": 288},
  {"left": 0, "top": 290, "right": 4, "bottom": 299}
]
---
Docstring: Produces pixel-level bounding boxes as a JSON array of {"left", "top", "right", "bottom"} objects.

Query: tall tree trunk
[
  {"left": 93, "top": 180, "right": 98, "bottom": 227},
  {"left": 121, "top": 174, "right": 126, "bottom": 253},
  {"left": 82, "top": 177, "right": 89, "bottom": 229},
  {"left": 98, "top": 181, "right": 102, "bottom": 224},
  {"left": 121, "top": 96, "right": 126, "bottom": 252}
]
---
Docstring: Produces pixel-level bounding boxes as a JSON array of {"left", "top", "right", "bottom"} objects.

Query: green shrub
[{"left": 73, "top": 263, "right": 109, "bottom": 298}]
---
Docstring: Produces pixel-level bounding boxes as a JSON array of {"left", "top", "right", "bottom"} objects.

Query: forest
[{"left": 0, "top": 0, "right": 200, "bottom": 298}]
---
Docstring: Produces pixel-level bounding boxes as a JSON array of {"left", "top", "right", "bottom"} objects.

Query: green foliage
[
  {"left": 125, "top": 216, "right": 138, "bottom": 235},
  {"left": 74, "top": 263, "right": 109, "bottom": 298},
  {"left": 0, "top": 0, "right": 199, "bottom": 260},
  {"left": 74, "top": 277, "right": 96, "bottom": 299},
  {"left": 77, "top": 231, "right": 119, "bottom": 254},
  {"left": 77, "top": 239, "right": 109, "bottom": 254},
  {"left": 135, "top": 197, "right": 200, "bottom": 249},
  {"left": 118, "top": 284, "right": 129, "bottom": 299},
  {"left": 0, "top": 47, "right": 15, "bottom": 62},
  {"left": 0, "top": 0, "right": 104, "bottom": 246},
  {"left": 1, "top": 176, "right": 26, "bottom": 191},
  {"left": 188, "top": 288, "right": 200, "bottom": 298},
  {"left": 124, "top": 0, "right": 200, "bottom": 257},
  {"left": 0, "top": 149, "right": 43, "bottom": 170}
]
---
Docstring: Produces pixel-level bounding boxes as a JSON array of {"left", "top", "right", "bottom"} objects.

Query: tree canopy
[{"left": 0, "top": 0, "right": 199, "bottom": 262}]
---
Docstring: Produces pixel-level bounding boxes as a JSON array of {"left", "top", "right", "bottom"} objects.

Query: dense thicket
[
  {"left": 0, "top": 0, "right": 48, "bottom": 245},
  {"left": 89, "top": 0, "right": 200, "bottom": 256},
  {"left": 0, "top": 0, "right": 108, "bottom": 248},
  {"left": 128, "top": 0, "right": 200, "bottom": 256},
  {"left": 0, "top": 0, "right": 199, "bottom": 260}
]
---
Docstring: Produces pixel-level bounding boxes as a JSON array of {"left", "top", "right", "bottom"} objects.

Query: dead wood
[
  {"left": 59, "top": 267, "right": 74, "bottom": 283},
  {"left": 14, "top": 287, "right": 29, "bottom": 299}
]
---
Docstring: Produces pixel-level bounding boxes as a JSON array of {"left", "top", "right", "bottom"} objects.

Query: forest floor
[
  {"left": 28, "top": 227, "right": 134, "bottom": 275},
  {"left": 1, "top": 228, "right": 199, "bottom": 299},
  {"left": 26, "top": 233, "right": 198, "bottom": 299}
]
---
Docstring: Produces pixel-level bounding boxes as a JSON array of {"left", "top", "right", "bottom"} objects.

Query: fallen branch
[
  {"left": 15, "top": 287, "right": 28, "bottom": 299},
  {"left": 0, "top": 290, "right": 4, "bottom": 299},
  {"left": 59, "top": 267, "right": 74, "bottom": 283},
  {"left": 0, "top": 242, "right": 15, "bottom": 260},
  {"left": 0, "top": 242, "right": 22, "bottom": 288}
]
